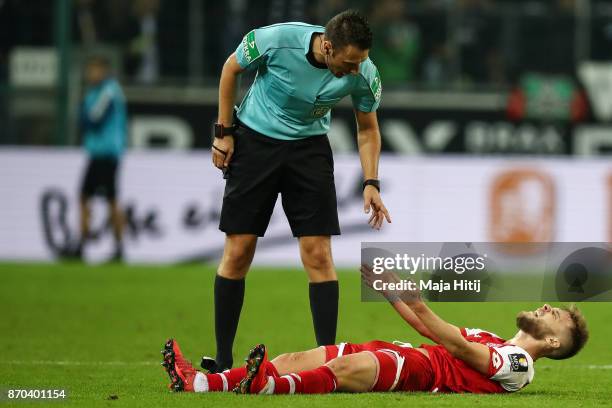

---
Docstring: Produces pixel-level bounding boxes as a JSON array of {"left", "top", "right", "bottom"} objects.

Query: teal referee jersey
[{"left": 234, "top": 22, "right": 382, "bottom": 140}]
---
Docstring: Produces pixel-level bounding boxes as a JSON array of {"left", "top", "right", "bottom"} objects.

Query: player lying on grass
[{"left": 161, "top": 265, "right": 589, "bottom": 394}]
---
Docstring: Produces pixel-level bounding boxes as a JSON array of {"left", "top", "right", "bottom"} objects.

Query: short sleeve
[
  {"left": 351, "top": 65, "right": 382, "bottom": 112},
  {"left": 235, "top": 28, "right": 275, "bottom": 70},
  {"left": 489, "top": 345, "right": 534, "bottom": 392}
]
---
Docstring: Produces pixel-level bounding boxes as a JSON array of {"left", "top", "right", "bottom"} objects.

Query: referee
[{"left": 208, "top": 10, "right": 391, "bottom": 372}]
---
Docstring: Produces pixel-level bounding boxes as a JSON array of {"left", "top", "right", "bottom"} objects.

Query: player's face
[
  {"left": 326, "top": 44, "right": 369, "bottom": 78},
  {"left": 85, "top": 62, "right": 107, "bottom": 85},
  {"left": 516, "top": 304, "right": 573, "bottom": 341}
]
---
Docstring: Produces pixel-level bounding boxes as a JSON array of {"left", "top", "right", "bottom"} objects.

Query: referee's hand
[
  {"left": 364, "top": 186, "right": 391, "bottom": 230},
  {"left": 212, "top": 136, "right": 234, "bottom": 170}
]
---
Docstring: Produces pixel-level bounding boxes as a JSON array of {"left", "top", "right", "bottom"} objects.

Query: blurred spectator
[
  {"left": 214, "top": 0, "right": 249, "bottom": 75},
  {"left": 310, "top": 0, "right": 350, "bottom": 22},
  {"left": 368, "top": 0, "right": 420, "bottom": 83},
  {"left": 76, "top": 56, "right": 127, "bottom": 261},
  {"left": 72, "top": 0, "right": 132, "bottom": 46},
  {"left": 2, "top": 0, "right": 609, "bottom": 106},
  {"left": 73, "top": 0, "right": 100, "bottom": 45},
  {"left": 455, "top": 0, "right": 506, "bottom": 85},
  {"left": 205, "top": 0, "right": 313, "bottom": 81},
  {"left": 268, "top": 0, "right": 308, "bottom": 23},
  {"left": 124, "top": 0, "right": 160, "bottom": 84},
  {"left": 418, "top": 1, "right": 452, "bottom": 87},
  {"left": 422, "top": 43, "right": 452, "bottom": 88}
]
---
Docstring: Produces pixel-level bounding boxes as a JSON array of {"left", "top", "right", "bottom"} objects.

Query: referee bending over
[{"left": 208, "top": 10, "right": 391, "bottom": 372}]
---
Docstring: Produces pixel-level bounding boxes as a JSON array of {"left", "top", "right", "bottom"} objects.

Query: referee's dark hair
[{"left": 325, "top": 10, "right": 373, "bottom": 51}]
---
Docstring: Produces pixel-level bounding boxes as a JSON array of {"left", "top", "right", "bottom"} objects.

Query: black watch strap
[
  {"left": 213, "top": 123, "right": 236, "bottom": 139},
  {"left": 363, "top": 179, "right": 380, "bottom": 192}
]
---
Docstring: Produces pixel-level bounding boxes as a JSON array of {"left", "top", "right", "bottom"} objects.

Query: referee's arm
[
  {"left": 214, "top": 53, "right": 245, "bottom": 169},
  {"left": 355, "top": 109, "right": 391, "bottom": 229}
]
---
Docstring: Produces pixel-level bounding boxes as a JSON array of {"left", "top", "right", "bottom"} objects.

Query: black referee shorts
[
  {"left": 219, "top": 123, "right": 340, "bottom": 237},
  {"left": 80, "top": 156, "right": 120, "bottom": 200}
]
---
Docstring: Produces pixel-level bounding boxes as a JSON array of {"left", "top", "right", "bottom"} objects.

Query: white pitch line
[{"left": 538, "top": 365, "right": 612, "bottom": 370}]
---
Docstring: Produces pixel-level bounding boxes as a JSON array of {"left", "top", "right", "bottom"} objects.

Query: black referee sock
[
  {"left": 309, "top": 280, "right": 339, "bottom": 346},
  {"left": 214, "top": 275, "right": 245, "bottom": 370}
]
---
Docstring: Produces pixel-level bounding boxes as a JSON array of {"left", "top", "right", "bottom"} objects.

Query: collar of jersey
[{"left": 303, "top": 26, "right": 325, "bottom": 55}]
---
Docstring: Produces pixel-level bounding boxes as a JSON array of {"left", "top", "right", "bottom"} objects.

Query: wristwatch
[
  {"left": 362, "top": 179, "right": 380, "bottom": 192},
  {"left": 213, "top": 123, "right": 237, "bottom": 139}
]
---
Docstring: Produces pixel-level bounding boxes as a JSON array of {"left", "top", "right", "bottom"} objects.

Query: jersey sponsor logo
[
  {"left": 370, "top": 68, "right": 382, "bottom": 102},
  {"left": 491, "top": 350, "right": 503, "bottom": 371},
  {"left": 242, "top": 30, "right": 261, "bottom": 63},
  {"left": 509, "top": 353, "right": 529, "bottom": 372}
]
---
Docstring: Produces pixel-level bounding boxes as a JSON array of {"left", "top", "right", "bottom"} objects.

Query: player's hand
[
  {"left": 361, "top": 263, "right": 422, "bottom": 304},
  {"left": 211, "top": 136, "right": 234, "bottom": 170},
  {"left": 361, "top": 263, "right": 399, "bottom": 302},
  {"left": 363, "top": 186, "right": 391, "bottom": 230}
]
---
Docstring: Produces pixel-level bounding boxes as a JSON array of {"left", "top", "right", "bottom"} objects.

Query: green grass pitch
[{"left": 1, "top": 262, "right": 611, "bottom": 407}]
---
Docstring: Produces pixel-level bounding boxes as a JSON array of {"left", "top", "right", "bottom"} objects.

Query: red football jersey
[{"left": 420, "top": 328, "right": 535, "bottom": 393}]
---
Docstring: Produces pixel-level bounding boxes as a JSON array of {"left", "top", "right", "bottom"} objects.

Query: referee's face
[{"left": 326, "top": 44, "right": 369, "bottom": 78}]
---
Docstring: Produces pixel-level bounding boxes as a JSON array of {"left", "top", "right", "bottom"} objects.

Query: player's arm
[
  {"left": 354, "top": 109, "right": 391, "bottom": 229},
  {"left": 213, "top": 53, "right": 245, "bottom": 169},
  {"left": 407, "top": 300, "right": 490, "bottom": 375},
  {"left": 361, "top": 264, "right": 447, "bottom": 343},
  {"left": 389, "top": 300, "right": 442, "bottom": 343}
]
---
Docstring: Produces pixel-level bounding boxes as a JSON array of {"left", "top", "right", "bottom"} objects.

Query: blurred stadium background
[
  {"left": 3, "top": 0, "right": 612, "bottom": 147},
  {"left": 1, "top": 0, "right": 611, "bottom": 264},
  {"left": 1, "top": 1, "right": 612, "bottom": 405}
]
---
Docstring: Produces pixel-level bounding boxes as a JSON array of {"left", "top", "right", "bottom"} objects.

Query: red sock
[
  {"left": 195, "top": 367, "right": 245, "bottom": 392},
  {"left": 261, "top": 366, "right": 337, "bottom": 394},
  {"left": 194, "top": 362, "right": 279, "bottom": 392}
]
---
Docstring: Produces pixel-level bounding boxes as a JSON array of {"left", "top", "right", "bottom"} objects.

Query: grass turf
[{"left": 0, "top": 262, "right": 611, "bottom": 407}]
